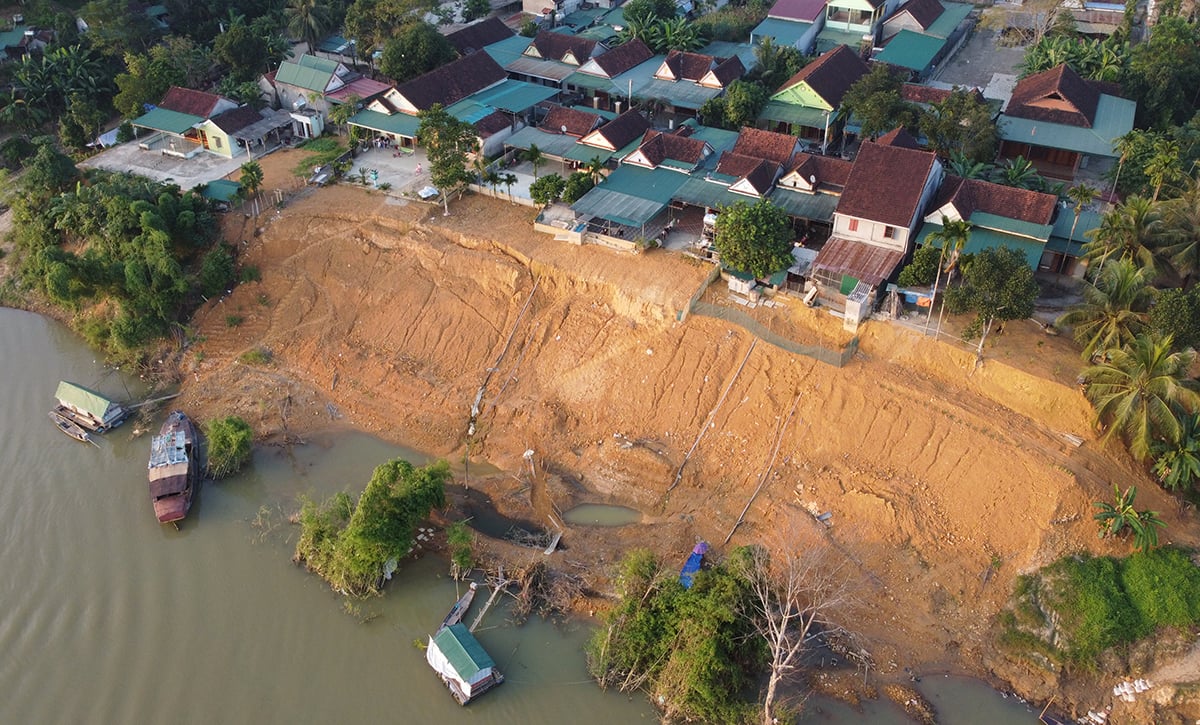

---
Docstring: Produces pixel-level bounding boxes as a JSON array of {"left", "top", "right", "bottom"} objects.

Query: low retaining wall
[{"left": 689, "top": 300, "right": 859, "bottom": 367}]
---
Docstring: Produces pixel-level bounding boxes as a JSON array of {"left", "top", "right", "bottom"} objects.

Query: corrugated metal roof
[
  {"left": 914, "top": 222, "right": 1046, "bottom": 268},
  {"left": 503, "top": 126, "right": 581, "bottom": 157},
  {"left": 751, "top": 17, "right": 813, "bottom": 46},
  {"left": 202, "top": 179, "right": 242, "bottom": 202},
  {"left": 570, "top": 186, "right": 666, "bottom": 227},
  {"left": 55, "top": 381, "right": 119, "bottom": 419},
  {"left": 815, "top": 27, "right": 867, "bottom": 54},
  {"left": 347, "top": 109, "right": 422, "bottom": 138},
  {"left": 924, "top": 1, "right": 972, "bottom": 37},
  {"left": 969, "top": 211, "right": 1053, "bottom": 241},
  {"left": 874, "top": 30, "right": 945, "bottom": 72},
  {"left": 812, "top": 236, "right": 904, "bottom": 286},
  {"left": 998, "top": 94, "right": 1135, "bottom": 157},
  {"left": 433, "top": 624, "right": 495, "bottom": 679},
  {"left": 759, "top": 100, "right": 830, "bottom": 129},
  {"left": 674, "top": 176, "right": 760, "bottom": 209},
  {"left": 468, "top": 79, "right": 560, "bottom": 113},
  {"left": 132, "top": 107, "right": 202, "bottom": 134},
  {"left": 769, "top": 187, "right": 840, "bottom": 221},
  {"left": 276, "top": 55, "right": 339, "bottom": 93}
]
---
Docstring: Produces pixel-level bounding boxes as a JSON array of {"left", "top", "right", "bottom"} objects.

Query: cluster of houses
[{"left": 109, "top": 0, "right": 1134, "bottom": 330}]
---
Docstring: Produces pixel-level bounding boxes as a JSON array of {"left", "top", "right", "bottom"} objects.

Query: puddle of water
[
  {"left": 450, "top": 485, "right": 541, "bottom": 539},
  {"left": 562, "top": 503, "right": 643, "bottom": 527}
]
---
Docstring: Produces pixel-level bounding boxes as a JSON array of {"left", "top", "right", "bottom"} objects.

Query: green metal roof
[
  {"left": 347, "top": 109, "right": 421, "bottom": 138},
  {"left": 751, "top": 17, "right": 813, "bottom": 47},
  {"left": 873, "top": 30, "right": 945, "bottom": 72},
  {"left": 1052, "top": 208, "right": 1100, "bottom": 239},
  {"left": 276, "top": 55, "right": 339, "bottom": 93},
  {"left": 55, "top": 381, "right": 119, "bottom": 419},
  {"left": 504, "top": 126, "right": 582, "bottom": 158},
  {"left": 923, "top": 1, "right": 973, "bottom": 38},
  {"left": 133, "top": 107, "right": 203, "bottom": 134},
  {"left": 815, "top": 27, "right": 867, "bottom": 54},
  {"left": 566, "top": 71, "right": 619, "bottom": 91},
  {"left": 969, "top": 211, "right": 1053, "bottom": 241},
  {"left": 699, "top": 40, "right": 758, "bottom": 71},
  {"left": 768, "top": 187, "right": 840, "bottom": 221},
  {"left": 999, "top": 94, "right": 1135, "bottom": 157},
  {"left": 201, "top": 179, "right": 242, "bottom": 202},
  {"left": 446, "top": 99, "right": 492, "bottom": 124},
  {"left": 468, "top": 79, "right": 560, "bottom": 113},
  {"left": 598, "top": 164, "right": 686, "bottom": 204},
  {"left": 432, "top": 624, "right": 495, "bottom": 679},
  {"left": 759, "top": 100, "right": 831, "bottom": 129},
  {"left": 631, "top": 77, "right": 723, "bottom": 110},
  {"left": 685, "top": 123, "right": 740, "bottom": 154},
  {"left": 570, "top": 186, "right": 667, "bottom": 227},
  {"left": 915, "top": 222, "right": 1046, "bottom": 269},
  {"left": 0, "top": 24, "right": 27, "bottom": 48},
  {"left": 564, "top": 143, "right": 616, "bottom": 163},
  {"left": 674, "top": 176, "right": 763, "bottom": 210}
]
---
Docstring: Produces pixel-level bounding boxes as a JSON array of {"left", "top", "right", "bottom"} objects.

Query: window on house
[
  {"left": 214, "top": 137, "right": 222, "bottom": 149},
  {"left": 883, "top": 226, "right": 894, "bottom": 238},
  {"left": 848, "top": 219, "right": 859, "bottom": 232}
]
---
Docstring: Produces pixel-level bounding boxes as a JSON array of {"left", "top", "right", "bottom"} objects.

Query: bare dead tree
[{"left": 733, "top": 534, "right": 858, "bottom": 725}]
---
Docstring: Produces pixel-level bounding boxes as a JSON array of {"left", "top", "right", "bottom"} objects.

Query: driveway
[
  {"left": 932, "top": 28, "right": 1026, "bottom": 101},
  {"left": 80, "top": 141, "right": 249, "bottom": 188}
]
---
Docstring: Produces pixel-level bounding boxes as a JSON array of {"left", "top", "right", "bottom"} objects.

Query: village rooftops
[
  {"left": 655, "top": 50, "right": 718, "bottom": 82},
  {"left": 542, "top": 105, "right": 606, "bottom": 137},
  {"left": 775, "top": 45, "right": 870, "bottom": 108},
  {"left": 884, "top": 0, "right": 948, "bottom": 31},
  {"left": 524, "top": 30, "right": 599, "bottom": 65},
  {"left": 395, "top": 51, "right": 508, "bottom": 111},
  {"left": 579, "top": 109, "right": 651, "bottom": 151},
  {"left": 275, "top": 54, "right": 344, "bottom": 93},
  {"left": 929, "top": 175, "right": 1058, "bottom": 227},
  {"left": 624, "top": 128, "right": 712, "bottom": 170},
  {"left": 208, "top": 106, "right": 263, "bottom": 134},
  {"left": 837, "top": 138, "right": 938, "bottom": 228},
  {"left": 445, "top": 17, "right": 514, "bottom": 55},
  {"left": 768, "top": 0, "right": 827, "bottom": 22},
  {"left": 1005, "top": 64, "right": 1100, "bottom": 128},
  {"left": 731, "top": 127, "right": 800, "bottom": 166},
  {"left": 158, "top": 87, "right": 231, "bottom": 118},
  {"left": 874, "top": 126, "right": 923, "bottom": 150},
  {"left": 780, "top": 152, "right": 854, "bottom": 192},
  {"left": 579, "top": 39, "right": 653, "bottom": 78}
]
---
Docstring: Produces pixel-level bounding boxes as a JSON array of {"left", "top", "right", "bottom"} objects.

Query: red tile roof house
[
  {"left": 131, "top": 87, "right": 240, "bottom": 158},
  {"left": 811, "top": 129, "right": 944, "bottom": 326},
  {"left": 707, "top": 127, "right": 803, "bottom": 198}
]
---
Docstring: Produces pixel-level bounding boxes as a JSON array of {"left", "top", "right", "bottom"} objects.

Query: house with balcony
[
  {"left": 750, "top": 0, "right": 827, "bottom": 54},
  {"left": 816, "top": 0, "right": 904, "bottom": 52},
  {"left": 996, "top": 63, "right": 1135, "bottom": 181},
  {"left": 812, "top": 128, "right": 943, "bottom": 323},
  {"left": 872, "top": 0, "right": 973, "bottom": 78},
  {"left": 759, "top": 45, "right": 870, "bottom": 149}
]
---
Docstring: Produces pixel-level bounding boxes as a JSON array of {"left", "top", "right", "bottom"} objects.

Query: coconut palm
[
  {"left": 947, "top": 152, "right": 991, "bottom": 180},
  {"left": 1065, "top": 183, "right": 1099, "bottom": 246},
  {"left": 524, "top": 144, "right": 544, "bottom": 179},
  {"left": 1145, "top": 138, "right": 1182, "bottom": 202},
  {"left": 1159, "top": 177, "right": 1200, "bottom": 287},
  {"left": 1082, "top": 333, "right": 1200, "bottom": 460},
  {"left": 285, "top": 0, "right": 334, "bottom": 52},
  {"left": 500, "top": 172, "right": 517, "bottom": 203},
  {"left": 584, "top": 156, "right": 607, "bottom": 185},
  {"left": 483, "top": 168, "right": 501, "bottom": 197},
  {"left": 1084, "top": 195, "right": 1166, "bottom": 276},
  {"left": 1094, "top": 484, "right": 1167, "bottom": 553},
  {"left": 1153, "top": 414, "right": 1200, "bottom": 491},
  {"left": 1056, "top": 259, "right": 1153, "bottom": 359},
  {"left": 923, "top": 217, "right": 971, "bottom": 335},
  {"left": 992, "top": 156, "right": 1043, "bottom": 190},
  {"left": 239, "top": 160, "right": 264, "bottom": 200}
]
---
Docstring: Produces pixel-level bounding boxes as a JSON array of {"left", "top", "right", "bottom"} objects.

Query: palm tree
[
  {"left": 1082, "top": 333, "right": 1200, "bottom": 460},
  {"left": 585, "top": 156, "right": 606, "bottom": 185},
  {"left": 285, "top": 0, "right": 333, "bottom": 52},
  {"left": 923, "top": 217, "right": 971, "bottom": 335},
  {"left": 1094, "top": 484, "right": 1167, "bottom": 553},
  {"left": 1066, "top": 183, "right": 1100, "bottom": 247},
  {"left": 239, "top": 160, "right": 264, "bottom": 200},
  {"left": 993, "top": 156, "right": 1043, "bottom": 190},
  {"left": 1159, "top": 177, "right": 1200, "bottom": 287},
  {"left": 947, "top": 152, "right": 991, "bottom": 180},
  {"left": 1109, "top": 131, "right": 1140, "bottom": 199},
  {"left": 483, "top": 168, "right": 501, "bottom": 198},
  {"left": 500, "top": 172, "right": 517, "bottom": 203},
  {"left": 1145, "top": 138, "right": 1182, "bottom": 202},
  {"left": 1085, "top": 195, "right": 1166, "bottom": 276},
  {"left": 1153, "top": 414, "right": 1200, "bottom": 491},
  {"left": 1056, "top": 259, "right": 1153, "bottom": 360},
  {"left": 524, "top": 144, "right": 544, "bottom": 179}
]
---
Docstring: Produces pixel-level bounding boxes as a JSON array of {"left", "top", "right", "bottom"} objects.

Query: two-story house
[
  {"left": 751, "top": 0, "right": 827, "bottom": 54},
  {"left": 817, "top": 0, "right": 904, "bottom": 53},
  {"left": 812, "top": 128, "right": 943, "bottom": 322},
  {"left": 760, "top": 45, "right": 870, "bottom": 150}
]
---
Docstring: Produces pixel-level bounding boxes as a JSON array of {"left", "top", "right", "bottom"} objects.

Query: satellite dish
[
  {"left": 561, "top": 125, "right": 568, "bottom": 134},
  {"left": 809, "top": 174, "right": 817, "bottom": 184}
]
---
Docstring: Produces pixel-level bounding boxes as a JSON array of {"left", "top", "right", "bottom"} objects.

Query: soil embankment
[{"left": 179, "top": 152, "right": 1200, "bottom": 718}]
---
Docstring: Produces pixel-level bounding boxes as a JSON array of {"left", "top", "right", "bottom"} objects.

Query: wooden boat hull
[
  {"left": 148, "top": 411, "right": 200, "bottom": 524},
  {"left": 48, "top": 410, "right": 90, "bottom": 443}
]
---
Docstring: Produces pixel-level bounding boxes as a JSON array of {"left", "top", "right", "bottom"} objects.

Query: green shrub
[
  {"left": 1045, "top": 554, "right": 1143, "bottom": 664},
  {"left": 238, "top": 347, "right": 272, "bottom": 365},
  {"left": 199, "top": 244, "right": 235, "bottom": 298},
  {"left": 897, "top": 245, "right": 941, "bottom": 287},
  {"left": 446, "top": 521, "right": 474, "bottom": 578},
  {"left": 225, "top": 314, "right": 244, "bottom": 327},
  {"left": 239, "top": 265, "right": 261, "bottom": 283},
  {"left": 204, "top": 416, "right": 254, "bottom": 479}
]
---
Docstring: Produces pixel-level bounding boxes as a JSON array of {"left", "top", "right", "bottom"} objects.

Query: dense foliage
[
  {"left": 204, "top": 415, "right": 254, "bottom": 479},
  {"left": 294, "top": 459, "right": 450, "bottom": 596},
  {"left": 9, "top": 141, "right": 219, "bottom": 357},
  {"left": 699, "top": 80, "right": 767, "bottom": 131},
  {"left": 416, "top": 104, "right": 478, "bottom": 215},
  {"left": 918, "top": 88, "right": 999, "bottom": 163},
  {"left": 713, "top": 199, "right": 793, "bottom": 278},
  {"left": 379, "top": 21, "right": 456, "bottom": 82},
  {"left": 840, "top": 64, "right": 917, "bottom": 141},
  {"left": 897, "top": 245, "right": 941, "bottom": 287},
  {"left": 586, "top": 549, "right": 765, "bottom": 723},
  {"left": 944, "top": 246, "right": 1040, "bottom": 344},
  {"left": 1000, "top": 550, "right": 1200, "bottom": 668},
  {"left": 560, "top": 171, "right": 595, "bottom": 205}
]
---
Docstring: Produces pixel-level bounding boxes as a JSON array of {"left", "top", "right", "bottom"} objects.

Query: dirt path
[{"left": 179, "top": 159, "right": 1200, "bottom": 688}]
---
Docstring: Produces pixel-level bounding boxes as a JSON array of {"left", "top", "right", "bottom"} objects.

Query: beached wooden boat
[
  {"left": 148, "top": 411, "right": 200, "bottom": 525},
  {"left": 48, "top": 410, "right": 91, "bottom": 443},
  {"left": 441, "top": 582, "right": 478, "bottom": 630}
]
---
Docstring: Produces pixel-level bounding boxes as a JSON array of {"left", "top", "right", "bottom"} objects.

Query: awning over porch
[
  {"left": 133, "top": 107, "right": 203, "bottom": 134},
  {"left": 229, "top": 109, "right": 295, "bottom": 143},
  {"left": 570, "top": 186, "right": 665, "bottom": 227},
  {"left": 348, "top": 109, "right": 422, "bottom": 139},
  {"left": 813, "top": 236, "right": 903, "bottom": 287},
  {"left": 758, "top": 101, "right": 829, "bottom": 130}
]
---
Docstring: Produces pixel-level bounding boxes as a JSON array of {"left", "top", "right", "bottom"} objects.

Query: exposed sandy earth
[{"left": 180, "top": 148, "right": 1200, "bottom": 715}]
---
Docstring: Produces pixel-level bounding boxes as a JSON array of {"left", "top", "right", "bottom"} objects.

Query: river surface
[{"left": 0, "top": 308, "right": 1041, "bottom": 724}]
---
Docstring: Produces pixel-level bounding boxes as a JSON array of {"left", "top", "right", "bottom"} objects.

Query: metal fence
[{"left": 689, "top": 301, "right": 859, "bottom": 367}]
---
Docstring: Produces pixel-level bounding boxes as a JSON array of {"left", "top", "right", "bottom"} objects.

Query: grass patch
[
  {"left": 225, "top": 314, "right": 244, "bottom": 327},
  {"left": 257, "top": 293, "right": 271, "bottom": 307},
  {"left": 291, "top": 137, "right": 348, "bottom": 177},
  {"left": 238, "top": 347, "right": 272, "bottom": 365},
  {"left": 240, "top": 265, "right": 261, "bottom": 283}
]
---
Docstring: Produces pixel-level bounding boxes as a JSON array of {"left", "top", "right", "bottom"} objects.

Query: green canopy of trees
[
  {"left": 530, "top": 173, "right": 566, "bottom": 206},
  {"left": 379, "top": 21, "right": 456, "bottom": 82},
  {"left": 417, "top": 104, "right": 478, "bottom": 215},
  {"left": 713, "top": 199, "right": 794, "bottom": 279},
  {"left": 944, "top": 246, "right": 1040, "bottom": 358},
  {"left": 294, "top": 459, "right": 450, "bottom": 596},
  {"left": 918, "top": 87, "right": 999, "bottom": 163},
  {"left": 840, "top": 64, "right": 917, "bottom": 141},
  {"left": 699, "top": 80, "right": 767, "bottom": 131}
]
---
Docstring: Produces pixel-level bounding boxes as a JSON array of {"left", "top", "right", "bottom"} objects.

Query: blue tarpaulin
[{"left": 680, "top": 541, "right": 709, "bottom": 589}]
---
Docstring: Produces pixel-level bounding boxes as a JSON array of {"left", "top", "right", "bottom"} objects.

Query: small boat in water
[
  {"left": 441, "top": 582, "right": 478, "bottom": 630},
  {"left": 48, "top": 410, "right": 91, "bottom": 443},
  {"left": 148, "top": 411, "right": 200, "bottom": 525}
]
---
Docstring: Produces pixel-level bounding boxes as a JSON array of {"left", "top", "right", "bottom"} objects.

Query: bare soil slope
[{"left": 184, "top": 153, "right": 1200, "bottom": 693}]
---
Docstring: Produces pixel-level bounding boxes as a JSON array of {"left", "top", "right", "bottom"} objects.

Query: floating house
[
  {"left": 53, "top": 381, "right": 128, "bottom": 433},
  {"left": 426, "top": 623, "right": 504, "bottom": 705}
]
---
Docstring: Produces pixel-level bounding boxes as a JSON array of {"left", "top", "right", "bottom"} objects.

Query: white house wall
[{"left": 831, "top": 214, "right": 910, "bottom": 251}]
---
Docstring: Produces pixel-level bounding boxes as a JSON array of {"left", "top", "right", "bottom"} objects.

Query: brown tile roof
[
  {"left": 542, "top": 105, "right": 604, "bottom": 136},
  {"left": 396, "top": 51, "right": 507, "bottom": 110},
  {"left": 837, "top": 141, "right": 937, "bottom": 227},
  {"left": 932, "top": 174, "right": 1057, "bottom": 225},
  {"left": 717, "top": 151, "right": 766, "bottom": 178},
  {"left": 446, "top": 17, "right": 514, "bottom": 54},
  {"left": 787, "top": 152, "right": 853, "bottom": 188},
  {"left": 208, "top": 106, "right": 262, "bottom": 133},
  {"left": 705, "top": 56, "right": 746, "bottom": 88},
  {"left": 660, "top": 50, "right": 716, "bottom": 82},
  {"left": 900, "top": 83, "right": 986, "bottom": 106},
  {"left": 731, "top": 127, "right": 798, "bottom": 165},
  {"left": 813, "top": 236, "right": 904, "bottom": 286},
  {"left": 885, "top": 0, "right": 945, "bottom": 30},
  {"left": 159, "top": 87, "right": 224, "bottom": 118},
  {"left": 1006, "top": 64, "right": 1099, "bottom": 128},
  {"left": 875, "top": 127, "right": 922, "bottom": 149},
  {"left": 589, "top": 39, "right": 653, "bottom": 77},
  {"left": 529, "top": 30, "right": 598, "bottom": 63},
  {"left": 589, "top": 109, "right": 651, "bottom": 149},
  {"left": 776, "top": 45, "right": 870, "bottom": 108},
  {"left": 474, "top": 110, "right": 512, "bottom": 137},
  {"left": 634, "top": 129, "right": 710, "bottom": 166},
  {"left": 737, "top": 158, "right": 778, "bottom": 196}
]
